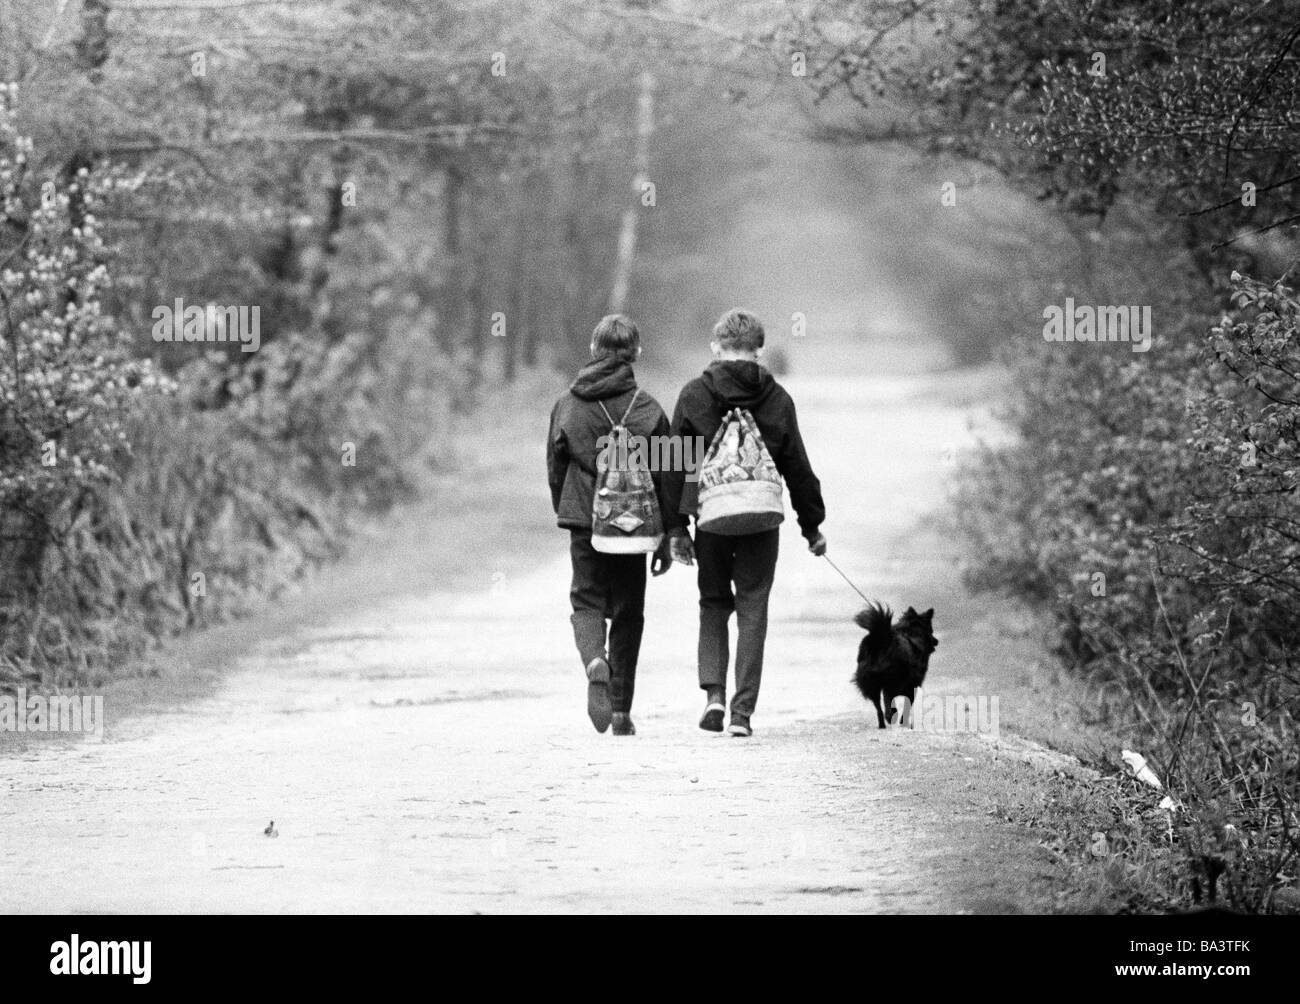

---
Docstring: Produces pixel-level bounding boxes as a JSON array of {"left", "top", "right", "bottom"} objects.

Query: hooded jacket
[
  {"left": 546, "top": 353, "right": 681, "bottom": 534},
  {"left": 663, "top": 359, "right": 825, "bottom": 541}
]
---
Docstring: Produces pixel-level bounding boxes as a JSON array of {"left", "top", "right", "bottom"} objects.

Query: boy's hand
[
  {"left": 670, "top": 533, "right": 695, "bottom": 566},
  {"left": 807, "top": 532, "right": 827, "bottom": 556},
  {"left": 651, "top": 537, "right": 673, "bottom": 577}
]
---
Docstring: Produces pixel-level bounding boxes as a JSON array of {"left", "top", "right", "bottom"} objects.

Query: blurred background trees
[{"left": 0, "top": 0, "right": 683, "bottom": 680}]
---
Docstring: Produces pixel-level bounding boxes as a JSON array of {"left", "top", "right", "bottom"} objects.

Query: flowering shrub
[
  {"left": 0, "top": 84, "right": 171, "bottom": 654},
  {"left": 0, "top": 88, "right": 436, "bottom": 683}
]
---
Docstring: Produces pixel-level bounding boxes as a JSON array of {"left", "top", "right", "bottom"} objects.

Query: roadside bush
[
  {"left": 0, "top": 87, "right": 170, "bottom": 679},
  {"left": 0, "top": 93, "right": 446, "bottom": 686},
  {"left": 957, "top": 269, "right": 1300, "bottom": 911}
]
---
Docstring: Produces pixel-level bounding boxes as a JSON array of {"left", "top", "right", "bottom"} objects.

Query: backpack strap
[
  {"left": 703, "top": 407, "right": 737, "bottom": 456},
  {"left": 735, "top": 408, "right": 770, "bottom": 451},
  {"left": 618, "top": 388, "right": 641, "bottom": 425},
  {"left": 598, "top": 388, "right": 640, "bottom": 429}
]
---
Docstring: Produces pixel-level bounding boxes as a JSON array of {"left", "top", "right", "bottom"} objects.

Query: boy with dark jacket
[
  {"left": 662, "top": 309, "right": 827, "bottom": 737},
  {"left": 547, "top": 314, "right": 678, "bottom": 736}
]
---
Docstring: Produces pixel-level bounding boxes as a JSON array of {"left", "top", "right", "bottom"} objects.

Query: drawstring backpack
[
  {"left": 695, "top": 407, "right": 785, "bottom": 535},
  {"left": 591, "top": 389, "right": 665, "bottom": 554}
]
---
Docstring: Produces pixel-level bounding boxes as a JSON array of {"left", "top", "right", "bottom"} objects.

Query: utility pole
[{"left": 607, "top": 70, "right": 654, "bottom": 315}]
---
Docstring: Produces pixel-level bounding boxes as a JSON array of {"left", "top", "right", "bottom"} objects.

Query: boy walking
[
  {"left": 547, "top": 314, "right": 677, "bottom": 735},
  {"left": 663, "top": 309, "right": 826, "bottom": 737}
]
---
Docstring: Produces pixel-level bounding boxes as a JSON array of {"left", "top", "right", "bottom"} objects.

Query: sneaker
[
  {"left": 728, "top": 715, "right": 752, "bottom": 738},
  {"left": 585, "top": 656, "right": 612, "bottom": 734},
  {"left": 611, "top": 712, "right": 636, "bottom": 736},
  {"left": 699, "top": 698, "right": 726, "bottom": 733}
]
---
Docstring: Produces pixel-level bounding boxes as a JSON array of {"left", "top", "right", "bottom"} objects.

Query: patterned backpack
[
  {"left": 591, "top": 389, "right": 664, "bottom": 554},
  {"left": 696, "top": 407, "right": 785, "bottom": 535}
]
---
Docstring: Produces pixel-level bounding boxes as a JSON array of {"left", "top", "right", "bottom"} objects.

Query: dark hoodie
[
  {"left": 546, "top": 353, "right": 680, "bottom": 533},
  {"left": 663, "top": 360, "right": 825, "bottom": 541}
]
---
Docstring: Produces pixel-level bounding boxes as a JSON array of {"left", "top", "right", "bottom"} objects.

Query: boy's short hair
[
  {"left": 712, "top": 308, "right": 765, "bottom": 351},
  {"left": 591, "top": 313, "right": 640, "bottom": 362}
]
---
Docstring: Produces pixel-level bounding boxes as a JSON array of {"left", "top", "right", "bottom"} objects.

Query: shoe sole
[
  {"left": 728, "top": 723, "right": 752, "bottom": 737},
  {"left": 699, "top": 703, "right": 725, "bottom": 732},
  {"left": 586, "top": 658, "right": 612, "bottom": 733}
]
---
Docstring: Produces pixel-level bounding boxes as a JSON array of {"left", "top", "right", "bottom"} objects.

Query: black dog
[{"left": 853, "top": 604, "right": 938, "bottom": 728}]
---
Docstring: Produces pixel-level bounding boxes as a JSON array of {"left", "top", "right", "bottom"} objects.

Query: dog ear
[
  {"left": 905, "top": 606, "right": 916, "bottom": 616},
  {"left": 922, "top": 608, "right": 934, "bottom": 621}
]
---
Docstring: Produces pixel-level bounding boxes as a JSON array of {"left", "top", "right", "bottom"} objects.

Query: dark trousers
[
  {"left": 695, "top": 527, "right": 780, "bottom": 718},
  {"left": 568, "top": 530, "right": 647, "bottom": 714}
]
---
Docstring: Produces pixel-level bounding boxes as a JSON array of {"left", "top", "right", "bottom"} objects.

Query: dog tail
[{"left": 854, "top": 603, "right": 893, "bottom": 657}]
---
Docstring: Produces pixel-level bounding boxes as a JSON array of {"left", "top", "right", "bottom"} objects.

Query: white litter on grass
[
  {"left": 1159, "top": 798, "right": 1178, "bottom": 841},
  {"left": 1121, "top": 749, "right": 1163, "bottom": 790}
]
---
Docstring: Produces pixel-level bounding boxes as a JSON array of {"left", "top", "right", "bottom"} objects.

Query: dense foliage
[{"left": 0, "top": 1, "right": 662, "bottom": 681}]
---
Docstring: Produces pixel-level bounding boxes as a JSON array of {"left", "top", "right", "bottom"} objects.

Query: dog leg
[{"left": 871, "top": 692, "right": 887, "bottom": 729}]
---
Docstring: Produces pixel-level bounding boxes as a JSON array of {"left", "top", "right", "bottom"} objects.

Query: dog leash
[{"left": 821, "top": 553, "right": 872, "bottom": 605}]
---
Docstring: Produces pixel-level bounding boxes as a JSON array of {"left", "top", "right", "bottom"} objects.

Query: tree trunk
[
  {"left": 522, "top": 168, "right": 552, "bottom": 368},
  {"left": 468, "top": 226, "right": 489, "bottom": 370},
  {"left": 74, "top": 0, "right": 111, "bottom": 79},
  {"left": 442, "top": 163, "right": 466, "bottom": 354},
  {"left": 561, "top": 154, "right": 589, "bottom": 367},
  {"left": 503, "top": 167, "right": 534, "bottom": 382}
]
